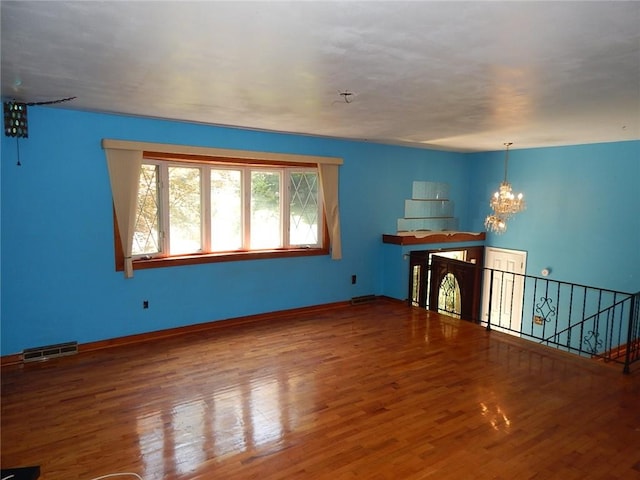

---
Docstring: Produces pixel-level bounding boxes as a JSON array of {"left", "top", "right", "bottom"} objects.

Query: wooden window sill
[{"left": 117, "top": 247, "right": 329, "bottom": 271}]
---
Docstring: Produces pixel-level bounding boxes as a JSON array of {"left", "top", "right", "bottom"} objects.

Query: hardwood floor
[{"left": 2, "top": 299, "right": 639, "bottom": 480}]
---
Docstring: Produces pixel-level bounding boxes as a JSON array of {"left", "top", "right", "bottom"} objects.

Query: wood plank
[
  {"left": 2, "top": 299, "right": 638, "bottom": 479},
  {"left": 0, "top": 300, "right": 351, "bottom": 363},
  {"left": 382, "top": 232, "right": 485, "bottom": 245}
]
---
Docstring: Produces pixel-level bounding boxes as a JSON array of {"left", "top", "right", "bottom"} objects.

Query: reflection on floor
[{"left": 2, "top": 299, "right": 638, "bottom": 479}]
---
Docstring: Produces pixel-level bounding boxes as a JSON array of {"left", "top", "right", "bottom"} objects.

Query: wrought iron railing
[
  {"left": 407, "top": 251, "right": 639, "bottom": 373},
  {"left": 483, "top": 268, "right": 640, "bottom": 374}
]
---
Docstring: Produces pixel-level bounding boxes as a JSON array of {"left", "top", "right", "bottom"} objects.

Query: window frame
[{"left": 113, "top": 151, "right": 329, "bottom": 272}]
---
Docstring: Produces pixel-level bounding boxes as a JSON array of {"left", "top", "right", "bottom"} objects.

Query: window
[
  {"left": 103, "top": 139, "right": 342, "bottom": 277},
  {"left": 126, "top": 157, "right": 325, "bottom": 268}
]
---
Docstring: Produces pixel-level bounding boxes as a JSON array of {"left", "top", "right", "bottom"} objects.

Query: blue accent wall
[
  {"left": 467, "top": 141, "right": 640, "bottom": 293},
  {"left": 1, "top": 107, "right": 638, "bottom": 355},
  {"left": 0, "top": 107, "right": 467, "bottom": 355}
]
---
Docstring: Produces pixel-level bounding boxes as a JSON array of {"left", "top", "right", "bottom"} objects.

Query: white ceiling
[{"left": 1, "top": 1, "right": 639, "bottom": 152}]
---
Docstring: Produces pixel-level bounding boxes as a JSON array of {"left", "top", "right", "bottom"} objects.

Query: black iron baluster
[
  {"left": 623, "top": 294, "right": 637, "bottom": 374},
  {"left": 583, "top": 287, "right": 603, "bottom": 356},
  {"left": 532, "top": 276, "right": 539, "bottom": 341},
  {"left": 579, "top": 287, "right": 587, "bottom": 355},
  {"left": 480, "top": 266, "right": 637, "bottom": 373},
  {"left": 634, "top": 294, "right": 640, "bottom": 364},
  {"left": 567, "top": 285, "right": 574, "bottom": 351},
  {"left": 541, "top": 279, "right": 550, "bottom": 340},
  {"left": 606, "top": 292, "right": 618, "bottom": 359},
  {"left": 553, "top": 281, "right": 561, "bottom": 346},
  {"left": 508, "top": 271, "right": 515, "bottom": 331},
  {"left": 486, "top": 269, "right": 494, "bottom": 331},
  {"left": 522, "top": 273, "right": 529, "bottom": 336},
  {"left": 498, "top": 270, "right": 505, "bottom": 329}
]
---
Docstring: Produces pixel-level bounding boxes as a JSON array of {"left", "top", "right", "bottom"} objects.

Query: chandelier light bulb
[
  {"left": 484, "top": 214, "right": 507, "bottom": 234},
  {"left": 485, "top": 142, "right": 526, "bottom": 234}
]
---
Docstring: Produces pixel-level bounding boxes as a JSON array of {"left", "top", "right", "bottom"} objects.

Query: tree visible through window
[
  {"left": 103, "top": 139, "right": 342, "bottom": 275},
  {"left": 290, "top": 172, "right": 319, "bottom": 246},
  {"left": 131, "top": 159, "right": 323, "bottom": 260},
  {"left": 250, "top": 170, "right": 281, "bottom": 249},
  {"left": 211, "top": 169, "right": 242, "bottom": 251},
  {"left": 133, "top": 164, "right": 160, "bottom": 256},
  {"left": 169, "top": 166, "right": 202, "bottom": 254}
]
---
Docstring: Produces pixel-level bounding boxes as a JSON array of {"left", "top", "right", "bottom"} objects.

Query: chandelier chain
[{"left": 503, "top": 142, "right": 512, "bottom": 183}]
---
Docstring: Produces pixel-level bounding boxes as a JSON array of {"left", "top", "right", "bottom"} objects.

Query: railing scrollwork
[
  {"left": 535, "top": 296, "right": 557, "bottom": 323},
  {"left": 482, "top": 267, "right": 639, "bottom": 374}
]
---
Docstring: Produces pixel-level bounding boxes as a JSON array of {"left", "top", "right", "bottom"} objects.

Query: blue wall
[
  {"left": 467, "top": 141, "right": 640, "bottom": 293},
  {"left": 0, "top": 107, "right": 468, "bottom": 355},
  {"left": 2, "top": 107, "right": 638, "bottom": 355}
]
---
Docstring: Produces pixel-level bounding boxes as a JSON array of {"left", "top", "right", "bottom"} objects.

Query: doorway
[
  {"left": 481, "top": 247, "right": 527, "bottom": 336},
  {"left": 409, "top": 246, "right": 484, "bottom": 323}
]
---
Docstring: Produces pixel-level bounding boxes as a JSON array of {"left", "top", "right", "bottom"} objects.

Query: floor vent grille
[
  {"left": 23, "top": 341, "right": 78, "bottom": 363},
  {"left": 350, "top": 295, "right": 377, "bottom": 305}
]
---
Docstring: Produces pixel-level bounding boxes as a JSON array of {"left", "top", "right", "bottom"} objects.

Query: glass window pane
[
  {"left": 438, "top": 273, "right": 462, "bottom": 319},
  {"left": 211, "top": 169, "right": 242, "bottom": 251},
  {"left": 250, "top": 171, "right": 281, "bottom": 249},
  {"left": 133, "top": 164, "right": 160, "bottom": 256},
  {"left": 168, "top": 166, "right": 202, "bottom": 254},
  {"left": 289, "top": 171, "right": 319, "bottom": 246}
]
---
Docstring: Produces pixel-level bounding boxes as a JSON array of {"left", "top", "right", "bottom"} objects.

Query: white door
[{"left": 481, "top": 248, "right": 527, "bottom": 336}]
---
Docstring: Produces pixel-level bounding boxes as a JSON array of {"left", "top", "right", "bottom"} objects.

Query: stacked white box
[
  {"left": 397, "top": 181, "right": 458, "bottom": 232},
  {"left": 411, "top": 181, "right": 449, "bottom": 200},
  {"left": 404, "top": 199, "right": 454, "bottom": 218},
  {"left": 397, "top": 217, "right": 459, "bottom": 231}
]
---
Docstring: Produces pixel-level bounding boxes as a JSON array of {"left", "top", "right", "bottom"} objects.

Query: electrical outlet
[
  {"left": 351, "top": 275, "right": 357, "bottom": 285},
  {"left": 143, "top": 300, "right": 149, "bottom": 309},
  {"left": 534, "top": 315, "right": 544, "bottom": 325}
]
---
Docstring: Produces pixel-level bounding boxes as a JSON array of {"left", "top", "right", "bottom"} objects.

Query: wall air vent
[
  {"left": 22, "top": 341, "right": 78, "bottom": 363},
  {"left": 350, "top": 295, "right": 377, "bottom": 305}
]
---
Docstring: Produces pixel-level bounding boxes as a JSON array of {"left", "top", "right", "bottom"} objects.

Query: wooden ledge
[{"left": 382, "top": 231, "right": 485, "bottom": 245}]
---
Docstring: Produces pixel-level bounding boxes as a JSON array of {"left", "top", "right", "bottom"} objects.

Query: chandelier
[{"left": 484, "top": 142, "right": 525, "bottom": 234}]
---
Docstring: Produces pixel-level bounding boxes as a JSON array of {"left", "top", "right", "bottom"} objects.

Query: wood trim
[
  {"left": 382, "top": 231, "right": 486, "bottom": 245},
  {"left": 114, "top": 211, "right": 330, "bottom": 272},
  {"left": 144, "top": 151, "right": 314, "bottom": 168},
  {"left": 1, "top": 353, "right": 22, "bottom": 367},
  {"left": 113, "top": 167, "right": 332, "bottom": 273},
  {"left": 118, "top": 247, "right": 330, "bottom": 271},
  {"left": 82, "top": 300, "right": 354, "bottom": 353},
  {"left": 102, "top": 138, "right": 343, "bottom": 165},
  {"left": 1, "top": 299, "right": 400, "bottom": 368}
]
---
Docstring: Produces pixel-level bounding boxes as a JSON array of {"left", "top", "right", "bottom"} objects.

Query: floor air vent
[
  {"left": 23, "top": 341, "right": 78, "bottom": 363},
  {"left": 351, "top": 295, "right": 377, "bottom": 305}
]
